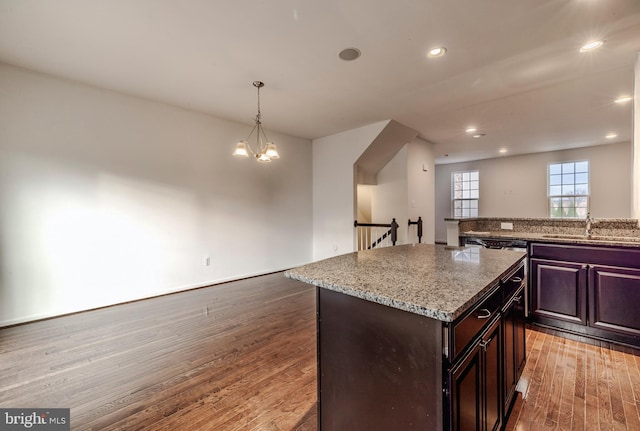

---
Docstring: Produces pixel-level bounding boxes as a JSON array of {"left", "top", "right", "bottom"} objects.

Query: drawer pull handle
[
  {"left": 510, "top": 277, "right": 523, "bottom": 283},
  {"left": 476, "top": 308, "right": 491, "bottom": 319},
  {"left": 513, "top": 295, "right": 523, "bottom": 304},
  {"left": 479, "top": 338, "right": 493, "bottom": 351}
]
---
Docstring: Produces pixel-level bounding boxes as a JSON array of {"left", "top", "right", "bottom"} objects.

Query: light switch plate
[{"left": 501, "top": 222, "right": 514, "bottom": 230}]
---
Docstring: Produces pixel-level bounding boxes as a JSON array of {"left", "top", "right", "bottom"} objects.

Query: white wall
[
  {"left": 434, "top": 142, "right": 632, "bottom": 242},
  {"left": 0, "top": 63, "right": 313, "bottom": 326},
  {"left": 407, "top": 138, "right": 435, "bottom": 244},
  {"left": 368, "top": 138, "right": 436, "bottom": 245},
  {"left": 312, "top": 121, "right": 389, "bottom": 260},
  {"left": 371, "top": 145, "right": 409, "bottom": 243}
]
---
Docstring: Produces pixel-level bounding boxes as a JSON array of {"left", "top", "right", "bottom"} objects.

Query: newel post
[{"left": 390, "top": 218, "right": 399, "bottom": 245}]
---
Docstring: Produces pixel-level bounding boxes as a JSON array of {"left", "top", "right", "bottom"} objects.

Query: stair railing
[
  {"left": 408, "top": 216, "right": 423, "bottom": 243},
  {"left": 354, "top": 218, "right": 399, "bottom": 251}
]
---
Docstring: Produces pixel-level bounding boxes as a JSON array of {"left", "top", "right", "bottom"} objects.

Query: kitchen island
[{"left": 285, "top": 243, "right": 527, "bottom": 431}]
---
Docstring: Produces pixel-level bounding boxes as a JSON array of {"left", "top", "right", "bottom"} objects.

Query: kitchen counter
[
  {"left": 459, "top": 230, "right": 640, "bottom": 247},
  {"left": 287, "top": 243, "right": 527, "bottom": 430},
  {"left": 448, "top": 217, "right": 640, "bottom": 248},
  {"left": 285, "top": 243, "right": 525, "bottom": 322}
]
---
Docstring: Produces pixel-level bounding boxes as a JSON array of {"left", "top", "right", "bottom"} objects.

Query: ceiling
[{"left": 0, "top": 0, "right": 638, "bottom": 164}]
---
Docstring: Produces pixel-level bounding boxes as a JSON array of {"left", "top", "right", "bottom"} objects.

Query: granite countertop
[
  {"left": 284, "top": 244, "right": 525, "bottom": 322},
  {"left": 459, "top": 230, "right": 640, "bottom": 248},
  {"left": 450, "top": 217, "right": 640, "bottom": 247}
]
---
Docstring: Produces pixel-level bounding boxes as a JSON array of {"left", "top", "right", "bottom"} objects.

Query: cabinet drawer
[
  {"left": 502, "top": 262, "right": 525, "bottom": 301},
  {"left": 530, "top": 242, "right": 640, "bottom": 269},
  {"left": 451, "top": 283, "right": 502, "bottom": 360}
]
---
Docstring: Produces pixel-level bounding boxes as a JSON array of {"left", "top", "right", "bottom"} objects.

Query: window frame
[
  {"left": 452, "top": 170, "right": 479, "bottom": 219},
  {"left": 547, "top": 160, "right": 590, "bottom": 219}
]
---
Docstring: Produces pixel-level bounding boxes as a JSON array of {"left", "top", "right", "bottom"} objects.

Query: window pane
[
  {"left": 549, "top": 164, "right": 562, "bottom": 175},
  {"left": 462, "top": 190, "right": 470, "bottom": 199},
  {"left": 470, "top": 190, "right": 479, "bottom": 199},
  {"left": 470, "top": 181, "right": 479, "bottom": 190},
  {"left": 454, "top": 190, "right": 462, "bottom": 199},
  {"left": 454, "top": 173, "right": 462, "bottom": 182},
  {"left": 575, "top": 183, "right": 588, "bottom": 195},
  {"left": 454, "top": 200, "right": 462, "bottom": 209},
  {"left": 562, "top": 163, "right": 574, "bottom": 174},
  {"left": 549, "top": 185, "right": 562, "bottom": 196},
  {"left": 562, "top": 173, "right": 574, "bottom": 184},
  {"left": 575, "top": 173, "right": 588, "bottom": 184},
  {"left": 549, "top": 174, "right": 562, "bottom": 186},
  {"left": 470, "top": 208, "right": 478, "bottom": 217},
  {"left": 562, "top": 184, "right": 574, "bottom": 195},
  {"left": 463, "top": 172, "right": 470, "bottom": 181},
  {"left": 575, "top": 161, "right": 589, "bottom": 173},
  {"left": 470, "top": 171, "right": 479, "bottom": 181}
]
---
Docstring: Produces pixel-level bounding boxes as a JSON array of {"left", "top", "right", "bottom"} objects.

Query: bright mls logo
[{"left": 0, "top": 409, "right": 69, "bottom": 430}]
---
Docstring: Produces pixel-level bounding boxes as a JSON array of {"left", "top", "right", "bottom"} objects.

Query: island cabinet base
[{"left": 317, "top": 288, "right": 444, "bottom": 431}]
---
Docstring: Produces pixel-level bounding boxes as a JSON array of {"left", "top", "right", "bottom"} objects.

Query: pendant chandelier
[{"left": 233, "top": 81, "right": 280, "bottom": 162}]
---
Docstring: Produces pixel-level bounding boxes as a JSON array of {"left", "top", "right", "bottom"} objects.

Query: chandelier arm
[{"left": 244, "top": 123, "right": 259, "bottom": 155}]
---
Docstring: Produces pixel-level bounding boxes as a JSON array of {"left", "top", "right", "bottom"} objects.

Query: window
[
  {"left": 548, "top": 161, "right": 589, "bottom": 218},
  {"left": 452, "top": 170, "right": 479, "bottom": 218}
]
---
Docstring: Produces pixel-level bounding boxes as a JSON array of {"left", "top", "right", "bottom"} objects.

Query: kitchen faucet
[{"left": 585, "top": 211, "right": 594, "bottom": 238}]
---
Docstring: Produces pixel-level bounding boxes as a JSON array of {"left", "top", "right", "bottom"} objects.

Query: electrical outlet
[
  {"left": 204, "top": 256, "right": 211, "bottom": 266},
  {"left": 501, "top": 222, "right": 514, "bottom": 230}
]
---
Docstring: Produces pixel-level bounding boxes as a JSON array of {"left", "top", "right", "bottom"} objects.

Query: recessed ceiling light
[
  {"left": 338, "top": 47, "right": 361, "bottom": 61},
  {"left": 614, "top": 95, "right": 632, "bottom": 104},
  {"left": 427, "top": 47, "right": 447, "bottom": 58},
  {"left": 499, "top": 148, "right": 508, "bottom": 154},
  {"left": 579, "top": 40, "right": 604, "bottom": 53},
  {"left": 605, "top": 133, "right": 618, "bottom": 139},
  {"left": 472, "top": 133, "right": 485, "bottom": 138},
  {"left": 465, "top": 127, "right": 477, "bottom": 133}
]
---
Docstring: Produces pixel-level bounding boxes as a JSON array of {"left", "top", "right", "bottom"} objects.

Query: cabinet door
[
  {"left": 530, "top": 258, "right": 587, "bottom": 325},
  {"left": 449, "top": 343, "right": 482, "bottom": 431},
  {"left": 513, "top": 287, "right": 526, "bottom": 381},
  {"left": 448, "top": 318, "right": 501, "bottom": 431},
  {"left": 483, "top": 318, "right": 502, "bottom": 431},
  {"left": 589, "top": 265, "right": 640, "bottom": 337},
  {"left": 503, "top": 286, "right": 526, "bottom": 414}
]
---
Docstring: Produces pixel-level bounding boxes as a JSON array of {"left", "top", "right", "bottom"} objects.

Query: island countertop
[{"left": 285, "top": 243, "right": 525, "bottom": 322}]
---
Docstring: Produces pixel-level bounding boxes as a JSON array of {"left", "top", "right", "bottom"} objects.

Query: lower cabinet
[
  {"left": 446, "top": 260, "right": 526, "bottom": 431},
  {"left": 530, "top": 258, "right": 587, "bottom": 325},
  {"left": 502, "top": 285, "right": 526, "bottom": 413},
  {"left": 529, "top": 242, "right": 640, "bottom": 347},
  {"left": 449, "top": 317, "right": 502, "bottom": 431},
  {"left": 589, "top": 265, "right": 640, "bottom": 337}
]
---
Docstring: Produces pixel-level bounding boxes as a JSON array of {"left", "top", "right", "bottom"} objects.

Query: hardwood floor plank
[
  {"left": 1, "top": 273, "right": 317, "bottom": 430},
  {"left": 3, "top": 273, "right": 640, "bottom": 430}
]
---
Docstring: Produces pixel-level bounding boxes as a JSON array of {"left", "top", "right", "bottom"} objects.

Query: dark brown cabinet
[
  {"left": 502, "top": 284, "right": 526, "bottom": 413},
  {"left": 589, "top": 265, "right": 640, "bottom": 337},
  {"left": 446, "top": 260, "right": 525, "bottom": 431},
  {"left": 529, "top": 243, "right": 640, "bottom": 347},
  {"left": 530, "top": 258, "right": 587, "bottom": 325},
  {"left": 449, "top": 317, "right": 502, "bottom": 431},
  {"left": 314, "top": 256, "right": 526, "bottom": 431}
]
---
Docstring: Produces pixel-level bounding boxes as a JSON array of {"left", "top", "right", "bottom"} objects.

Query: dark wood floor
[
  {"left": 2, "top": 272, "right": 639, "bottom": 430},
  {"left": 0, "top": 272, "right": 317, "bottom": 430},
  {"left": 506, "top": 326, "right": 640, "bottom": 431}
]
